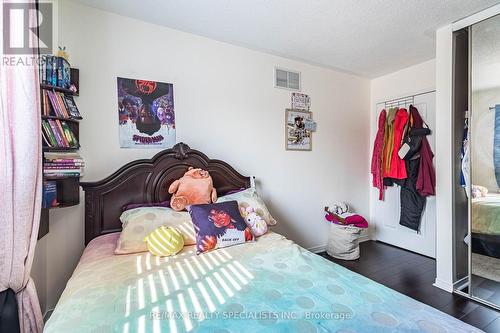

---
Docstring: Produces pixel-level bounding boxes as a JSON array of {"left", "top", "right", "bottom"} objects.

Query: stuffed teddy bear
[
  {"left": 240, "top": 206, "right": 268, "bottom": 237},
  {"left": 168, "top": 167, "right": 217, "bottom": 211}
]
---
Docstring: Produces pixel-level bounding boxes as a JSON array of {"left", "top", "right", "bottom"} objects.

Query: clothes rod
[{"left": 381, "top": 89, "right": 436, "bottom": 105}]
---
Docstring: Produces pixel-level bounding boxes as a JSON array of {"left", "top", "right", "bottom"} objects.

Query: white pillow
[
  {"left": 115, "top": 207, "right": 196, "bottom": 254},
  {"left": 217, "top": 188, "right": 277, "bottom": 226}
]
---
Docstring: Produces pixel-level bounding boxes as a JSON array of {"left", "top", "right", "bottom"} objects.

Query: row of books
[
  {"left": 42, "top": 90, "right": 81, "bottom": 119},
  {"left": 44, "top": 152, "right": 84, "bottom": 178},
  {"left": 42, "top": 119, "right": 79, "bottom": 148},
  {"left": 40, "top": 55, "right": 71, "bottom": 89}
]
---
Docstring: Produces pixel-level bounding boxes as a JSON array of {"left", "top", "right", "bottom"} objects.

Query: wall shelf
[
  {"left": 39, "top": 61, "right": 81, "bottom": 240},
  {"left": 42, "top": 115, "right": 81, "bottom": 123}
]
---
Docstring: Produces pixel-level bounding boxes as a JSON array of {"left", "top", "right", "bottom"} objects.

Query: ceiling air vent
[{"left": 275, "top": 67, "right": 301, "bottom": 91}]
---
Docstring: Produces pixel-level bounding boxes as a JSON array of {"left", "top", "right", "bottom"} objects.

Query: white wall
[
  {"left": 369, "top": 60, "right": 436, "bottom": 246},
  {"left": 32, "top": 0, "right": 370, "bottom": 314}
]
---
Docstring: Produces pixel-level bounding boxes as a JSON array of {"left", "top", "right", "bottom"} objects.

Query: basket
[{"left": 326, "top": 223, "right": 362, "bottom": 260}]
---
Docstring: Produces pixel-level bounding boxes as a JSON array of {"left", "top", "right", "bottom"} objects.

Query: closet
[
  {"left": 453, "top": 13, "right": 500, "bottom": 311},
  {"left": 372, "top": 92, "right": 436, "bottom": 258}
]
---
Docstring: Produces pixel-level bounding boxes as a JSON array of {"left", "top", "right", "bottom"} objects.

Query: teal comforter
[{"left": 44, "top": 232, "right": 480, "bottom": 333}]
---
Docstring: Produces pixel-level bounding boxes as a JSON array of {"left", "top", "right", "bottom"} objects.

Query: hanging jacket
[
  {"left": 410, "top": 105, "right": 435, "bottom": 196},
  {"left": 382, "top": 108, "right": 397, "bottom": 174},
  {"left": 371, "top": 110, "right": 386, "bottom": 200},
  {"left": 417, "top": 139, "right": 435, "bottom": 196},
  {"left": 399, "top": 105, "right": 434, "bottom": 231},
  {"left": 384, "top": 108, "right": 408, "bottom": 179}
]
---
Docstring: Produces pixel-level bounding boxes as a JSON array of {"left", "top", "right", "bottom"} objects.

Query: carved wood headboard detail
[{"left": 80, "top": 142, "right": 251, "bottom": 245}]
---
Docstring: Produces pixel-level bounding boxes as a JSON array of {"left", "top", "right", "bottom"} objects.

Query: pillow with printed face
[
  {"left": 217, "top": 188, "right": 277, "bottom": 226},
  {"left": 189, "top": 201, "right": 254, "bottom": 254},
  {"left": 115, "top": 207, "right": 196, "bottom": 255}
]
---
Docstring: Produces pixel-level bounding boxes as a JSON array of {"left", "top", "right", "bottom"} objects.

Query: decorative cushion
[
  {"left": 115, "top": 207, "right": 196, "bottom": 254},
  {"left": 122, "top": 200, "right": 170, "bottom": 212},
  {"left": 217, "top": 188, "right": 277, "bottom": 226},
  {"left": 144, "top": 226, "right": 184, "bottom": 257},
  {"left": 189, "top": 201, "right": 254, "bottom": 254}
]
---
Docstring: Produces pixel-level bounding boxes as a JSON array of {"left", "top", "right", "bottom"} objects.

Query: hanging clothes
[
  {"left": 384, "top": 108, "right": 408, "bottom": 179},
  {"left": 371, "top": 110, "right": 386, "bottom": 200},
  {"left": 399, "top": 158, "right": 426, "bottom": 231},
  {"left": 494, "top": 105, "right": 500, "bottom": 187},
  {"left": 414, "top": 108, "right": 435, "bottom": 197},
  {"left": 399, "top": 105, "right": 434, "bottom": 231},
  {"left": 416, "top": 137, "right": 436, "bottom": 196},
  {"left": 460, "top": 115, "right": 468, "bottom": 187},
  {"left": 382, "top": 108, "right": 397, "bottom": 174},
  {"left": 461, "top": 118, "right": 471, "bottom": 198}
]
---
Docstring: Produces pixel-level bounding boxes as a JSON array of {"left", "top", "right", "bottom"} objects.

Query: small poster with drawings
[
  {"left": 291, "top": 92, "right": 310, "bottom": 111},
  {"left": 285, "top": 109, "right": 312, "bottom": 151},
  {"left": 117, "top": 77, "right": 175, "bottom": 148}
]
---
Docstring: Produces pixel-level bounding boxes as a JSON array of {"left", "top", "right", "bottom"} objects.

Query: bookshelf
[{"left": 39, "top": 57, "right": 81, "bottom": 240}]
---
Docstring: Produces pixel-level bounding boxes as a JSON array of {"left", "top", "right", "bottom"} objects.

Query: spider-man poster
[{"left": 117, "top": 77, "right": 175, "bottom": 148}]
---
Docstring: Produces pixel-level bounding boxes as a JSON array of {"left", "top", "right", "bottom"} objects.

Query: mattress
[
  {"left": 472, "top": 194, "right": 500, "bottom": 235},
  {"left": 44, "top": 232, "right": 479, "bottom": 333}
]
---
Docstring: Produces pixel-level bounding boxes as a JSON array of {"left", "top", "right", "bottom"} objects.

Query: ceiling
[{"left": 74, "top": 0, "right": 499, "bottom": 78}]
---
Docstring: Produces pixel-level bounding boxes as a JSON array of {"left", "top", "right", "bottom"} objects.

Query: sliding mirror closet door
[{"left": 470, "top": 13, "right": 500, "bottom": 309}]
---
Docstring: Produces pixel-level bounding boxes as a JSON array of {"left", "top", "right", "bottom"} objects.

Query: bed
[
  {"left": 44, "top": 143, "right": 480, "bottom": 333},
  {"left": 472, "top": 194, "right": 500, "bottom": 258}
]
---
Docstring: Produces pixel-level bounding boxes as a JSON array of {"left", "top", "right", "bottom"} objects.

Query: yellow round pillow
[{"left": 144, "top": 226, "right": 185, "bottom": 257}]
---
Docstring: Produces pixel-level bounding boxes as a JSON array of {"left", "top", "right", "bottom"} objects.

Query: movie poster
[{"left": 117, "top": 77, "right": 175, "bottom": 148}]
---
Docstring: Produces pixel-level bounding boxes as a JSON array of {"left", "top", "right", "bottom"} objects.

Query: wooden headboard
[{"left": 80, "top": 142, "right": 251, "bottom": 245}]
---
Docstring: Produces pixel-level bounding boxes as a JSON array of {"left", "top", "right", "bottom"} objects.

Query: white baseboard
[
  {"left": 307, "top": 235, "right": 371, "bottom": 254},
  {"left": 433, "top": 278, "right": 454, "bottom": 292},
  {"left": 359, "top": 234, "right": 371, "bottom": 243}
]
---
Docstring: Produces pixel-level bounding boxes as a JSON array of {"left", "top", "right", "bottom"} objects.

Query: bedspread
[
  {"left": 44, "top": 232, "right": 480, "bottom": 333},
  {"left": 473, "top": 194, "right": 500, "bottom": 235}
]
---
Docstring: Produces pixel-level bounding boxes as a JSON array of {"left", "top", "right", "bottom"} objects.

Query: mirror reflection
[{"left": 470, "top": 13, "right": 500, "bottom": 307}]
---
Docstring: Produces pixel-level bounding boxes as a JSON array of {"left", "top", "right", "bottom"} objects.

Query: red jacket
[
  {"left": 371, "top": 110, "right": 386, "bottom": 200},
  {"left": 384, "top": 108, "right": 408, "bottom": 179}
]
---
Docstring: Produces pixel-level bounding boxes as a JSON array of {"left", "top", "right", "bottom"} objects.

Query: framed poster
[
  {"left": 291, "top": 92, "right": 310, "bottom": 111},
  {"left": 285, "top": 109, "right": 312, "bottom": 151},
  {"left": 117, "top": 77, "right": 175, "bottom": 148}
]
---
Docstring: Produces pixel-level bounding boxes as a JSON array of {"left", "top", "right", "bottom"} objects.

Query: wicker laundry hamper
[{"left": 326, "top": 223, "right": 362, "bottom": 260}]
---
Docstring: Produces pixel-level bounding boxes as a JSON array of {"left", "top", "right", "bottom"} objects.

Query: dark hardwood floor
[{"left": 319, "top": 240, "right": 500, "bottom": 332}]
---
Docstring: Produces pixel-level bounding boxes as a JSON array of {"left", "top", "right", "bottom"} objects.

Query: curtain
[{"left": 0, "top": 0, "right": 44, "bottom": 331}]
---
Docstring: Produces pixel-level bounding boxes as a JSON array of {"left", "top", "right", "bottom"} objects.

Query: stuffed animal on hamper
[
  {"left": 168, "top": 167, "right": 217, "bottom": 211},
  {"left": 240, "top": 206, "right": 268, "bottom": 237}
]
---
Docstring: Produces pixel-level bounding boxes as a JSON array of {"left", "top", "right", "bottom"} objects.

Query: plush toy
[
  {"left": 325, "top": 202, "right": 350, "bottom": 215},
  {"left": 144, "top": 226, "right": 184, "bottom": 257},
  {"left": 240, "top": 206, "right": 268, "bottom": 237},
  {"left": 168, "top": 167, "right": 217, "bottom": 211},
  {"left": 57, "top": 46, "right": 69, "bottom": 61}
]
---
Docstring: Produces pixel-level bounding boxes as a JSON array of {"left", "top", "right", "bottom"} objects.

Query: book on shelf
[
  {"left": 63, "top": 95, "right": 81, "bottom": 119},
  {"left": 40, "top": 55, "right": 71, "bottom": 89},
  {"left": 41, "top": 119, "right": 79, "bottom": 148},
  {"left": 43, "top": 152, "right": 84, "bottom": 178},
  {"left": 42, "top": 90, "right": 81, "bottom": 119},
  {"left": 42, "top": 180, "right": 59, "bottom": 208}
]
